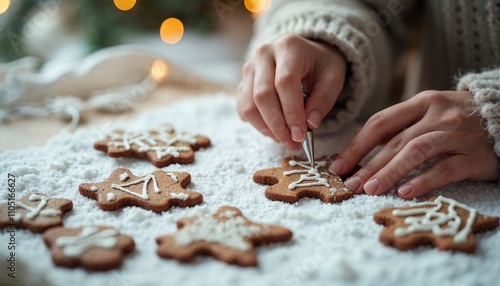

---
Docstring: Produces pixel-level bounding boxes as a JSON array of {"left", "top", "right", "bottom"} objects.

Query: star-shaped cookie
[
  {"left": 253, "top": 156, "right": 353, "bottom": 203},
  {"left": 0, "top": 193, "right": 73, "bottom": 233},
  {"left": 43, "top": 225, "right": 135, "bottom": 271},
  {"left": 156, "top": 206, "right": 293, "bottom": 266},
  {"left": 373, "top": 196, "right": 499, "bottom": 253},
  {"left": 94, "top": 126, "right": 211, "bottom": 167},
  {"left": 79, "top": 168, "right": 203, "bottom": 213}
]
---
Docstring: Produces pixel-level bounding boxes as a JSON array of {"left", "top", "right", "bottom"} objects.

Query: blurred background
[
  {"left": 0, "top": 0, "right": 273, "bottom": 150},
  {"left": 0, "top": 0, "right": 271, "bottom": 86}
]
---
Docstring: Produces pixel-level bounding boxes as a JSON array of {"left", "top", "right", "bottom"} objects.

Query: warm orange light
[
  {"left": 114, "top": 0, "right": 136, "bottom": 11},
  {"left": 0, "top": 0, "right": 11, "bottom": 15},
  {"left": 244, "top": 0, "right": 270, "bottom": 13},
  {"left": 160, "top": 18, "right": 184, "bottom": 45},
  {"left": 150, "top": 60, "right": 169, "bottom": 82}
]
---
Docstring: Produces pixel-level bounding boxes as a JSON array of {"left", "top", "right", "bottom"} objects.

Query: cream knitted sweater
[{"left": 247, "top": 0, "right": 500, "bottom": 159}]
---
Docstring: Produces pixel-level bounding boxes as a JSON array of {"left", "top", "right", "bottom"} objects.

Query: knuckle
[
  {"left": 407, "top": 138, "right": 433, "bottom": 163},
  {"left": 253, "top": 89, "right": 273, "bottom": 105},
  {"left": 345, "top": 142, "right": 359, "bottom": 157},
  {"left": 324, "top": 71, "right": 344, "bottom": 89},
  {"left": 255, "top": 44, "right": 271, "bottom": 57},
  {"left": 277, "top": 34, "right": 303, "bottom": 48},
  {"left": 240, "top": 104, "right": 257, "bottom": 121},
  {"left": 282, "top": 106, "right": 303, "bottom": 122},
  {"left": 418, "top": 90, "right": 448, "bottom": 105},
  {"left": 408, "top": 138, "right": 430, "bottom": 154},
  {"left": 316, "top": 91, "right": 335, "bottom": 109},
  {"left": 441, "top": 110, "right": 466, "bottom": 129},
  {"left": 386, "top": 135, "right": 404, "bottom": 152},
  {"left": 275, "top": 72, "right": 295, "bottom": 89},
  {"left": 366, "top": 112, "right": 387, "bottom": 130},
  {"left": 242, "top": 61, "right": 253, "bottom": 75}
]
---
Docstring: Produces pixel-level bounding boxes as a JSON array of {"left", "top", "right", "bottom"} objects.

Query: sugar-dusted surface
[{"left": 1, "top": 94, "right": 499, "bottom": 286}]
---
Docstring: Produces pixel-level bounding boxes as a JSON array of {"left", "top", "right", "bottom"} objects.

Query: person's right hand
[{"left": 237, "top": 34, "right": 347, "bottom": 150}]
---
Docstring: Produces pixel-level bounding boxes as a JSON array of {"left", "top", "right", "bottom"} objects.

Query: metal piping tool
[
  {"left": 301, "top": 89, "right": 315, "bottom": 167},
  {"left": 301, "top": 130, "right": 315, "bottom": 167}
]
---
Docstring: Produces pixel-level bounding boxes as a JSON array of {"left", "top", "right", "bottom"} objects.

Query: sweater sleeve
[
  {"left": 457, "top": 68, "right": 500, "bottom": 162},
  {"left": 245, "top": 0, "right": 415, "bottom": 133}
]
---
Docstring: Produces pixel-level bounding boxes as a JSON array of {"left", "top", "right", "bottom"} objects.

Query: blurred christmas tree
[{"left": 0, "top": 0, "right": 217, "bottom": 61}]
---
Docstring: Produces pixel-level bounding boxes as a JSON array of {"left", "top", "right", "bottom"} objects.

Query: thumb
[{"left": 304, "top": 71, "right": 345, "bottom": 130}]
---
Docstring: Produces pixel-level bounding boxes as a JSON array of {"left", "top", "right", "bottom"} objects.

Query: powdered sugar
[
  {"left": 0, "top": 94, "right": 499, "bottom": 286},
  {"left": 174, "top": 210, "right": 261, "bottom": 251}
]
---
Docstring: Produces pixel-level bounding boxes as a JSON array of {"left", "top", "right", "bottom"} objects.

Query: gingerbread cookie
[
  {"left": 79, "top": 168, "right": 203, "bottom": 213},
  {"left": 253, "top": 156, "right": 353, "bottom": 203},
  {"left": 0, "top": 193, "right": 72, "bottom": 233},
  {"left": 373, "top": 196, "right": 499, "bottom": 253},
  {"left": 43, "top": 225, "right": 135, "bottom": 271},
  {"left": 94, "top": 126, "right": 210, "bottom": 167},
  {"left": 156, "top": 206, "right": 293, "bottom": 266}
]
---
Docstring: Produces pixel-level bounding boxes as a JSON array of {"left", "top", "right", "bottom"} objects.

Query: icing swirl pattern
[
  {"left": 392, "top": 196, "right": 477, "bottom": 244},
  {"left": 283, "top": 160, "right": 330, "bottom": 189},
  {"left": 107, "top": 129, "right": 198, "bottom": 159}
]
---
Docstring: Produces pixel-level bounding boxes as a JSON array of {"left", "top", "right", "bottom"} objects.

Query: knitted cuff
[
  {"left": 246, "top": 6, "right": 376, "bottom": 134},
  {"left": 457, "top": 69, "right": 500, "bottom": 179}
]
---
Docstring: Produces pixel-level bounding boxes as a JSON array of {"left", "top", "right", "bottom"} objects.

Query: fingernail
[
  {"left": 291, "top": 126, "right": 304, "bottom": 142},
  {"left": 329, "top": 158, "right": 344, "bottom": 174},
  {"left": 363, "top": 179, "right": 379, "bottom": 194},
  {"left": 306, "top": 110, "right": 322, "bottom": 129},
  {"left": 398, "top": 184, "right": 412, "bottom": 195},
  {"left": 345, "top": 176, "right": 361, "bottom": 191}
]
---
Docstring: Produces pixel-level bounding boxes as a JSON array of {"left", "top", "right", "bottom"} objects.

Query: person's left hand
[{"left": 329, "top": 90, "right": 499, "bottom": 199}]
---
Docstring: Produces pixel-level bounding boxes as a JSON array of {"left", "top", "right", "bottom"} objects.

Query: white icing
[
  {"left": 392, "top": 196, "right": 477, "bottom": 244},
  {"left": 119, "top": 172, "right": 129, "bottom": 182},
  {"left": 55, "top": 226, "right": 119, "bottom": 257},
  {"left": 107, "top": 193, "right": 116, "bottom": 202},
  {"left": 148, "top": 145, "right": 191, "bottom": 159},
  {"left": 174, "top": 211, "right": 262, "bottom": 251},
  {"left": 111, "top": 174, "right": 160, "bottom": 200},
  {"left": 283, "top": 160, "right": 330, "bottom": 189},
  {"left": 106, "top": 129, "right": 198, "bottom": 159},
  {"left": 90, "top": 186, "right": 98, "bottom": 191},
  {"left": 15, "top": 194, "right": 61, "bottom": 221},
  {"left": 170, "top": 192, "right": 189, "bottom": 200},
  {"left": 165, "top": 172, "right": 178, "bottom": 182}
]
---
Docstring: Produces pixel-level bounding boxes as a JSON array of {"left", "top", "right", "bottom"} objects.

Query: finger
[
  {"left": 396, "top": 156, "right": 466, "bottom": 199},
  {"left": 329, "top": 100, "right": 425, "bottom": 176},
  {"left": 237, "top": 62, "right": 277, "bottom": 141},
  {"left": 274, "top": 37, "right": 307, "bottom": 143},
  {"left": 236, "top": 61, "right": 255, "bottom": 122},
  {"left": 362, "top": 131, "right": 454, "bottom": 195},
  {"left": 304, "top": 69, "right": 344, "bottom": 130},
  {"left": 347, "top": 120, "right": 432, "bottom": 192},
  {"left": 252, "top": 50, "right": 297, "bottom": 149}
]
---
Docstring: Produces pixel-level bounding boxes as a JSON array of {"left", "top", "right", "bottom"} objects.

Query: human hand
[
  {"left": 237, "top": 34, "right": 347, "bottom": 150},
  {"left": 329, "top": 90, "right": 499, "bottom": 199}
]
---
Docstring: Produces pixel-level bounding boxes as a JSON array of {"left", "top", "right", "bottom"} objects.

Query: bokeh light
[
  {"left": 150, "top": 60, "right": 170, "bottom": 82},
  {"left": 160, "top": 18, "right": 184, "bottom": 45},
  {"left": 0, "top": 0, "right": 11, "bottom": 15},
  {"left": 244, "top": 0, "right": 271, "bottom": 13},
  {"left": 114, "top": 0, "right": 136, "bottom": 11}
]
